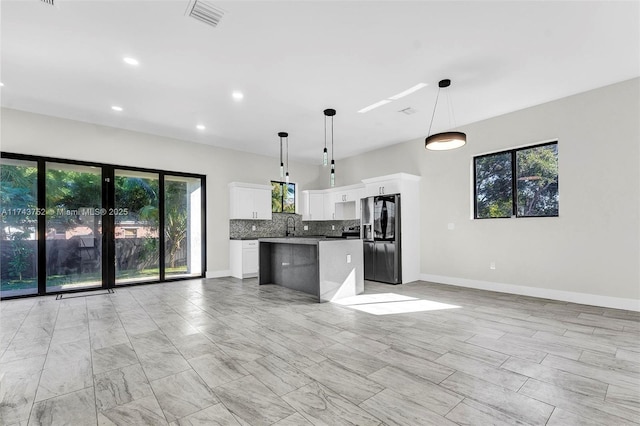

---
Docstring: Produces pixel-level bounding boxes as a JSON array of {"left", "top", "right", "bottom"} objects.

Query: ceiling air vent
[
  {"left": 186, "top": 0, "right": 225, "bottom": 28},
  {"left": 399, "top": 107, "right": 417, "bottom": 115},
  {"left": 40, "top": 0, "right": 55, "bottom": 6}
]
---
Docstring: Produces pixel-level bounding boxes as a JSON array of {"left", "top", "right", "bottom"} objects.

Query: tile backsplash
[{"left": 230, "top": 213, "right": 359, "bottom": 239}]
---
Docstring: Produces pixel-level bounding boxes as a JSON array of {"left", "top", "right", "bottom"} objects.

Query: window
[
  {"left": 474, "top": 142, "right": 558, "bottom": 218},
  {"left": 271, "top": 181, "right": 295, "bottom": 213}
]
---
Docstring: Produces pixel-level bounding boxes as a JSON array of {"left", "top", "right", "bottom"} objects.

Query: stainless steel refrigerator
[{"left": 361, "top": 194, "right": 401, "bottom": 284}]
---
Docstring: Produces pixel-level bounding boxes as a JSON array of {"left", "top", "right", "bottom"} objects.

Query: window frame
[
  {"left": 473, "top": 141, "right": 558, "bottom": 219},
  {"left": 271, "top": 180, "right": 296, "bottom": 214}
]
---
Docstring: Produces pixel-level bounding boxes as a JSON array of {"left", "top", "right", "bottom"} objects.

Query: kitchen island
[{"left": 258, "top": 237, "right": 364, "bottom": 302}]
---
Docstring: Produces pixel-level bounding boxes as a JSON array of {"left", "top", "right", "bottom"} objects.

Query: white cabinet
[
  {"left": 302, "top": 184, "right": 364, "bottom": 221},
  {"left": 230, "top": 240, "right": 259, "bottom": 278},
  {"left": 323, "top": 193, "right": 335, "bottom": 220},
  {"left": 363, "top": 179, "right": 401, "bottom": 197},
  {"left": 302, "top": 191, "right": 326, "bottom": 221},
  {"left": 229, "top": 182, "right": 272, "bottom": 220},
  {"left": 332, "top": 184, "right": 364, "bottom": 220}
]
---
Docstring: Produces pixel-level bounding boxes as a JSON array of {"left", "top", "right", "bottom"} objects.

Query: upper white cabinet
[
  {"left": 229, "top": 182, "right": 272, "bottom": 220},
  {"left": 332, "top": 184, "right": 364, "bottom": 220},
  {"left": 302, "top": 184, "right": 364, "bottom": 221},
  {"left": 363, "top": 178, "right": 401, "bottom": 197},
  {"left": 301, "top": 190, "right": 325, "bottom": 221},
  {"left": 323, "top": 192, "right": 336, "bottom": 220}
]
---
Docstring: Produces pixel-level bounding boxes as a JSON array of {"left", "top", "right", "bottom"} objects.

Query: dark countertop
[{"left": 259, "top": 237, "right": 326, "bottom": 245}]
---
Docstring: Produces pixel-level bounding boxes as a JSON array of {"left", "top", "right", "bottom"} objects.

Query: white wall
[
  {"left": 0, "top": 108, "right": 325, "bottom": 276},
  {"left": 337, "top": 78, "right": 640, "bottom": 310}
]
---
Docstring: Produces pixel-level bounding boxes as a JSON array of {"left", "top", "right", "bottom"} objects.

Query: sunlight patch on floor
[{"left": 334, "top": 292, "right": 461, "bottom": 315}]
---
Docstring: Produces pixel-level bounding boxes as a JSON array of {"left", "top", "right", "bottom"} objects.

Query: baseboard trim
[
  {"left": 420, "top": 274, "right": 640, "bottom": 312},
  {"left": 206, "top": 270, "right": 231, "bottom": 279}
]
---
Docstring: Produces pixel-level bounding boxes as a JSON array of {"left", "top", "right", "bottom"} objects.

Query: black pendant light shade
[
  {"left": 324, "top": 109, "right": 336, "bottom": 187},
  {"left": 425, "top": 79, "right": 467, "bottom": 151},
  {"left": 425, "top": 132, "right": 467, "bottom": 151}
]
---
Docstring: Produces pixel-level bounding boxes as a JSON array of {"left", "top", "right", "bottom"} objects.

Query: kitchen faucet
[{"left": 286, "top": 216, "right": 296, "bottom": 237}]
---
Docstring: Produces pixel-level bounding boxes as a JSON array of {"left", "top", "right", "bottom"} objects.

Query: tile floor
[{"left": 1, "top": 278, "right": 639, "bottom": 425}]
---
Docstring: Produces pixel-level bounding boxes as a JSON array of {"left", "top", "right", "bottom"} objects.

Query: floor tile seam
[
  {"left": 532, "top": 333, "right": 621, "bottom": 356},
  {"left": 278, "top": 379, "right": 376, "bottom": 424},
  {"left": 298, "top": 365, "right": 381, "bottom": 407},
  {"left": 0, "top": 297, "right": 47, "bottom": 360},
  {"left": 519, "top": 378, "right": 638, "bottom": 425},
  {"left": 355, "top": 386, "right": 405, "bottom": 423},
  {"left": 90, "top": 292, "right": 167, "bottom": 419},
  {"left": 444, "top": 374, "right": 554, "bottom": 425},
  {"left": 543, "top": 354, "right": 640, "bottom": 387},
  {"left": 211, "top": 376, "right": 297, "bottom": 425},
  {"left": 86, "top": 296, "right": 103, "bottom": 426},
  {"left": 25, "top": 298, "right": 63, "bottom": 425},
  {"left": 503, "top": 358, "right": 612, "bottom": 399},
  {"left": 578, "top": 352, "right": 640, "bottom": 376},
  {"left": 440, "top": 395, "right": 467, "bottom": 419}
]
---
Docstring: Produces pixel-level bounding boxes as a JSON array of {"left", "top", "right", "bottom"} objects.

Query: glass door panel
[
  {"left": 45, "top": 162, "right": 102, "bottom": 292},
  {"left": 165, "top": 176, "right": 202, "bottom": 278},
  {"left": 0, "top": 158, "right": 39, "bottom": 297},
  {"left": 114, "top": 170, "right": 159, "bottom": 284}
]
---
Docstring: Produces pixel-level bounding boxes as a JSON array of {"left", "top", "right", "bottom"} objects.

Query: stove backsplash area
[{"left": 230, "top": 213, "right": 360, "bottom": 239}]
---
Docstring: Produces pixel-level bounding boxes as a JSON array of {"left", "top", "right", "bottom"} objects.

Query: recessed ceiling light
[
  {"left": 358, "top": 100, "right": 391, "bottom": 114},
  {"left": 232, "top": 91, "right": 244, "bottom": 100},
  {"left": 123, "top": 57, "right": 139, "bottom": 66},
  {"left": 111, "top": 106, "right": 123, "bottom": 112},
  {"left": 0, "top": 82, "right": 4, "bottom": 87},
  {"left": 196, "top": 124, "right": 206, "bottom": 130}
]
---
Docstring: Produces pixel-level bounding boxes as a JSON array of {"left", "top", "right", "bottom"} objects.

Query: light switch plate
[
  {"left": 304, "top": 225, "right": 308, "bottom": 231},
  {"left": 346, "top": 254, "right": 351, "bottom": 263}
]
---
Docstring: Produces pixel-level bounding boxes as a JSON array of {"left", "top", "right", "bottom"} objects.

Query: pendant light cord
[
  {"left": 324, "top": 116, "right": 327, "bottom": 150},
  {"left": 286, "top": 136, "right": 289, "bottom": 173},
  {"left": 427, "top": 87, "right": 441, "bottom": 137},
  {"left": 331, "top": 115, "right": 334, "bottom": 161}
]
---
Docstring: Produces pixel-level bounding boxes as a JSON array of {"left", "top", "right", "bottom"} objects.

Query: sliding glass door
[
  {"left": 165, "top": 175, "right": 202, "bottom": 279},
  {"left": 115, "top": 170, "right": 160, "bottom": 285},
  {"left": 45, "top": 162, "right": 103, "bottom": 292},
  {"left": 0, "top": 158, "right": 39, "bottom": 297},
  {"left": 0, "top": 153, "right": 206, "bottom": 298}
]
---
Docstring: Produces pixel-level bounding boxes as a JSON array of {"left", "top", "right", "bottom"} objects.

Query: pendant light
[
  {"left": 324, "top": 108, "right": 336, "bottom": 187},
  {"left": 425, "top": 79, "right": 467, "bottom": 151},
  {"left": 278, "top": 132, "right": 285, "bottom": 178},
  {"left": 322, "top": 111, "right": 329, "bottom": 166},
  {"left": 278, "top": 131, "right": 290, "bottom": 183}
]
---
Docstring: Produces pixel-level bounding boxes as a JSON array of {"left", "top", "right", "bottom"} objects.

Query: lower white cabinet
[{"left": 230, "top": 240, "right": 259, "bottom": 278}]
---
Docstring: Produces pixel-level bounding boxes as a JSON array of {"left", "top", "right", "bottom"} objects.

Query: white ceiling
[{"left": 1, "top": 1, "right": 638, "bottom": 164}]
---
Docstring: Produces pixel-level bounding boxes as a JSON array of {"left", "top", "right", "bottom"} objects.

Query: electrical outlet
[
  {"left": 251, "top": 225, "right": 256, "bottom": 231},
  {"left": 303, "top": 225, "right": 308, "bottom": 231},
  {"left": 490, "top": 261, "right": 496, "bottom": 270},
  {"left": 332, "top": 225, "right": 335, "bottom": 230},
  {"left": 447, "top": 223, "right": 455, "bottom": 230},
  {"left": 346, "top": 254, "right": 351, "bottom": 263}
]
